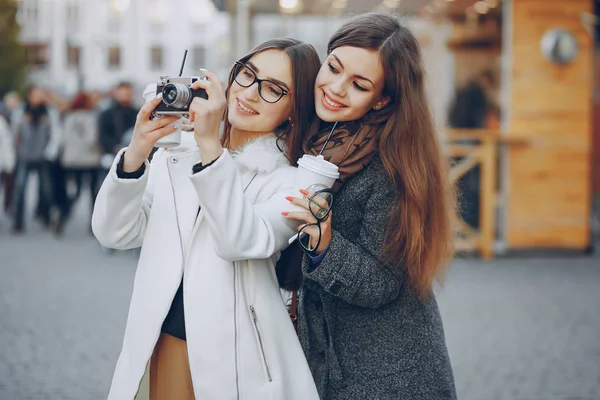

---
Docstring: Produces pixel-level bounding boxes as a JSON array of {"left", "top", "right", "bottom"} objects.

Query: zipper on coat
[
  {"left": 234, "top": 263, "right": 240, "bottom": 399},
  {"left": 249, "top": 305, "right": 273, "bottom": 382}
]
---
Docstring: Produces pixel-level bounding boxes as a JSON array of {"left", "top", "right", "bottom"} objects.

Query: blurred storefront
[
  {"left": 502, "top": 0, "right": 595, "bottom": 253},
  {"left": 435, "top": 0, "right": 597, "bottom": 256}
]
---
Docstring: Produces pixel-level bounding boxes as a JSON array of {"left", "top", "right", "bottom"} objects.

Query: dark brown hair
[
  {"left": 328, "top": 13, "right": 454, "bottom": 298},
  {"left": 221, "top": 39, "right": 321, "bottom": 165}
]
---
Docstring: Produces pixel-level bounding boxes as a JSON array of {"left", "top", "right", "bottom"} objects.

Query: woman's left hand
[
  {"left": 189, "top": 69, "right": 227, "bottom": 163},
  {"left": 283, "top": 189, "right": 332, "bottom": 255}
]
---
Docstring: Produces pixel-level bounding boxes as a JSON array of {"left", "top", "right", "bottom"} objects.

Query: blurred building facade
[
  {"left": 16, "top": 0, "right": 231, "bottom": 96},
  {"left": 15, "top": 0, "right": 457, "bottom": 125}
]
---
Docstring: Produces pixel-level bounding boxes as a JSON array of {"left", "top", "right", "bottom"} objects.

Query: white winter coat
[
  {"left": 92, "top": 133, "right": 319, "bottom": 400},
  {"left": 61, "top": 110, "right": 102, "bottom": 168}
]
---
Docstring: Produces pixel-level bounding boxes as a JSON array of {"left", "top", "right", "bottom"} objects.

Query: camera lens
[
  {"left": 162, "top": 83, "right": 192, "bottom": 109},
  {"left": 164, "top": 87, "right": 177, "bottom": 103}
]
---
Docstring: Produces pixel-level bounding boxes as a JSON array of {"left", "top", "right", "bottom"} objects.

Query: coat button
[
  {"left": 329, "top": 282, "right": 342, "bottom": 295},
  {"left": 171, "top": 157, "right": 178, "bottom": 163}
]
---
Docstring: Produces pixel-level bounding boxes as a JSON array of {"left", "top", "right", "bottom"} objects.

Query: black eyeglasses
[
  {"left": 297, "top": 187, "right": 335, "bottom": 255},
  {"left": 234, "top": 61, "right": 291, "bottom": 104}
]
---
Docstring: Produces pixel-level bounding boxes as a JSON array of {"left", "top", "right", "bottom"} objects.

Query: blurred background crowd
[
  {"left": 0, "top": 0, "right": 599, "bottom": 399},
  {"left": 0, "top": 82, "right": 138, "bottom": 236}
]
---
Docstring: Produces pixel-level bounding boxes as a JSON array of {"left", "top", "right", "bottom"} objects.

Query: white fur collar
[
  {"left": 232, "top": 134, "right": 289, "bottom": 174},
  {"left": 167, "top": 132, "right": 288, "bottom": 173}
]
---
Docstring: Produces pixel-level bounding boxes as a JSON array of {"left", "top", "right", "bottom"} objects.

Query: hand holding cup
[{"left": 283, "top": 186, "right": 334, "bottom": 255}]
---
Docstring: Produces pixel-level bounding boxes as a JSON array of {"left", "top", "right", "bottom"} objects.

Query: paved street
[{"left": 1, "top": 198, "right": 599, "bottom": 400}]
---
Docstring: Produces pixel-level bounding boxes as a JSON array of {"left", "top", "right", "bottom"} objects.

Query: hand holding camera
[
  {"left": 122, "top": 96, "right": 181, "bottom": 172},
  {"left": 188, "top": 69, "right": 227, "bottom": 165},
  {"left": 187, "top": 70, "right": 226, "bottom": 140}
]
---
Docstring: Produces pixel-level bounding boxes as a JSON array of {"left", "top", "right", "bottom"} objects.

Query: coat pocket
[{"left": 249, "top": 305, "right": 273, "bottom": 382}]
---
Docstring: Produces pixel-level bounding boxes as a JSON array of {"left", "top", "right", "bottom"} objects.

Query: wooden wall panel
[{"left": 507, "top": 0, "right": 593, "bottom": 249}]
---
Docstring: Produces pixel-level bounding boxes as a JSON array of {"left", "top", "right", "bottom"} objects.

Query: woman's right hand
[{"left": 122, "top": 95, "right": 180, "bottom": 172}]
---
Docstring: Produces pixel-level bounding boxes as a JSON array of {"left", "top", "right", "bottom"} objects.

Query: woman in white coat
[{"left": 92, "top": 39, "right": 321, "bottom": 400}]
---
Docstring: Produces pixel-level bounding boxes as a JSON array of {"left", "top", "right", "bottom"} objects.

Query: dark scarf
[
  {"left": 25, "top": 103, "right": 48, "bottom": 127},
  {"left": 302, "top": 121, "right": 378, "bottom": 192}
]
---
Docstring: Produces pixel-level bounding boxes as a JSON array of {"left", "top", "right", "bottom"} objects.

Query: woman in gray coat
[{"left": 284, "top": 13, "right": 457, "bottom": 399}]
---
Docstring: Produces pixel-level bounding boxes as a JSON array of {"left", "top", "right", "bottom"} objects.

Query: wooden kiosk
[{"left": 449, "top": 0, "right": 595, "bottom": 257}]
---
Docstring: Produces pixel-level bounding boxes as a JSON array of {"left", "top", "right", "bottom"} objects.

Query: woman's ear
[{"left": 372, "top": 96, "right": 390, "bottom": 111}]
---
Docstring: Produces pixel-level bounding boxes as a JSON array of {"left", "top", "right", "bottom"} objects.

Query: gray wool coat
[{"left": 297, "top": 156, "right": 457, "bottom": 400}]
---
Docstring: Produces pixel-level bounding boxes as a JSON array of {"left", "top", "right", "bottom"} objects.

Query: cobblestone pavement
[
  {"left": 437, "top": 255, "right": 600, "bottom": 400},
  {"left": 0, "top": 201, "right": 599, "bottom": 400}
]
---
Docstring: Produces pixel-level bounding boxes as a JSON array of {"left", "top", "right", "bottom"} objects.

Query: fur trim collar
[
  {"left": 232, "top": 134, "right": 289, "bottom": 174},
  {"left": 169, "top": 132, "right": 288, "bottom": 174}
]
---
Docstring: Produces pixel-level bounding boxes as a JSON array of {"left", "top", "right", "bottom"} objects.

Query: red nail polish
[
  {"left": 285, "top": 196, "right": 294, "bottom": 202},
  {"left": 281, "top": 212, "right": 289, "bottom": 216},
  {"left": 299, "top": 189, "right": 309, "bottom": 195}
]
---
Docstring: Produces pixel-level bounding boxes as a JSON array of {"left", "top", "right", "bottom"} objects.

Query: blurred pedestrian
[
  {"left": 448, "top": 68, "right": 497, "bottom": 130},
  {"left": 1, "top": 91, "right": 22, "bottom": 213},
  {"left": 11, "top": 85, "right": 62, "bottom": 234},
  {"left": 0, "top": 115, "right": 16, "bottom": 221},
  {"left": 448, "top": 68, "right": 500, "bottom": 230},
  {"left": 98, "top": 82, "right": 137, "bottom": 173},
  {"left": 57, "top": 91, "right": 102, "bottom": 234},
  {"left": 0, "top": 91, "right": 22, "bottom": 123}
]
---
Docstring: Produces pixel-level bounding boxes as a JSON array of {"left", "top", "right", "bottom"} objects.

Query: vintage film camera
[{"left": 154, "top": 75, "right": 208, "bottom": 116}]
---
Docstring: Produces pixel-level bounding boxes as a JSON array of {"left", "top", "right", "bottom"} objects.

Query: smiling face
[
  {"left": 314, "top": 46, "right": 389, "bottom": 123},
  {"left": 227, "top": 49, "right": 294, "bottom": 137}
]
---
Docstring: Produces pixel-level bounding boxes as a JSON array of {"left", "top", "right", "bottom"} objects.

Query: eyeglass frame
[
  {"left": 233, "top": 61, "right": 292, "bottom": 104},
  {"left": 297, "top": 188, "right": 334, "bottom": 255}
]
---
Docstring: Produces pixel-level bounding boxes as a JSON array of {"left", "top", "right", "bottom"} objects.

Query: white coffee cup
[
  {"left": 142, "top": 83, "right": 182, "bottom": 148},
  {"left": 295, "top": 154, "right": 339, "bottom": 191}
]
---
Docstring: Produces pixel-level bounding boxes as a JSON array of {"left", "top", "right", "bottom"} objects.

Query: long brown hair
[
  {"left": 221, "top": 39, "right": 321, "bottom": 165},
  {"left": 328, "top": 13, "right": 454, "bottom": 298}
]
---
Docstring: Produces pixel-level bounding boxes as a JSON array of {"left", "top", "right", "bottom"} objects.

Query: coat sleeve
[
  {"left": 9, "top": 107, "right": 23, "bottom": 138},
  {"left": 91, "top": 148, "right": 159, "bottom": 250},
  {"left": 0, "top": 116, "right": 15, "bottom": 173},
  {"left": 301, "top": 174, "right": 404, "bottom": 309},
  {"left": 43, "top": 107, "right": 63, "bottom": 161},
  {"left": 189, "top": 149, "right": 298, "bottom": 262}
]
